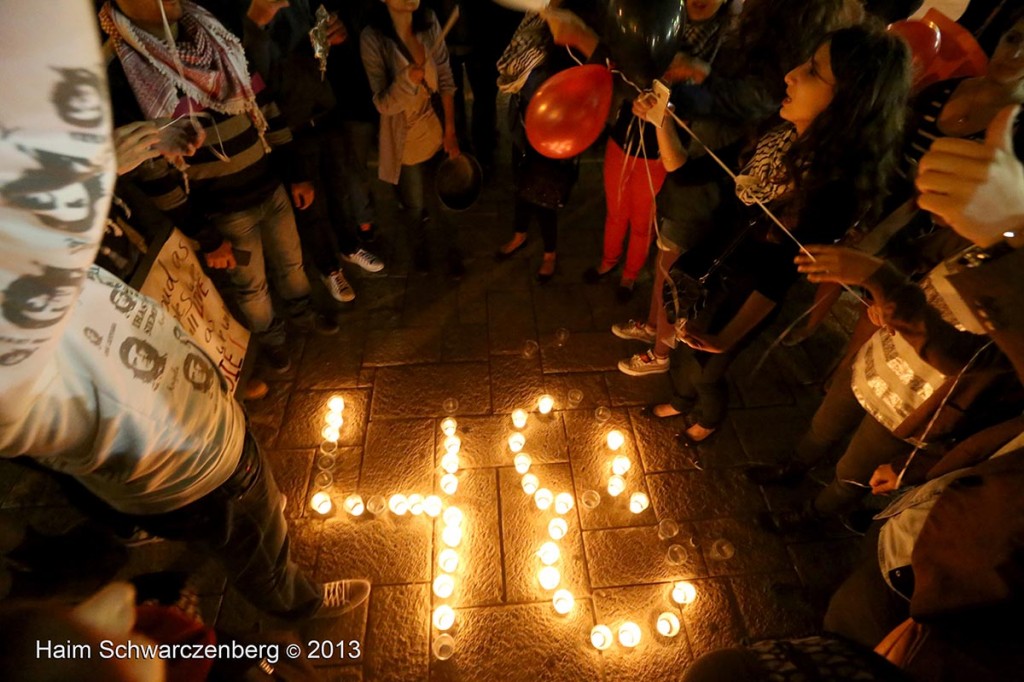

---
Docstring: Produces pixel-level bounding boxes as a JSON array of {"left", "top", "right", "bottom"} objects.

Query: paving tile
[
  {"left": 498, "top": 464, "right": 591, "bottom": 604},
  {"left": 247, "top": 379, "right": 293, "bottom": 446},
  {"left": 788, "top": 538, "right": 863, "bottom": 602},
  {"left": 583, "top": 525, "right": 706, "bottom": 589},
  {"left": 317, "top": 515, "right": 432, "bottom": 585},
  {"left": 264, "top": 448, "right": 315, "bottom": 521},
  {"left": 591, "top": 583, "right": 694, "bottom": 681},
  {"left": 359, "top": 419, "right": 435, "bottom": 497},
  {"left": 456, "top": 282, "right": 488, "bottom": 326},
  {"left": 430, "top": 601, "right": 603, "bottom": 682},
  {"left": 692, "top": 517, "right": 792, "bottom": 578},
  {"left": 562, "top": 409, "right": 651, "bottom": 531},
  {"left": 364, "top": 584, "right": 431, "bottom": 682},
  {"left": 401, "top": 277, "right": 459, "bottom": 328},
  {"left": 491, "top": 354, "right": 610, "bottom": 414},
  {"left": 439, "top": 414, "right": 567, "bottom": 469},
  {"left": 276, "top": 389, "right": 370, "bottom": 450},
  {"left": 371, "top": 364, "right": 491, "bottom": 419},
  {"left": 363, "top": 327, "right": 443, "bottom": 366},
  {"left": 604, "top": 370, "right": 675, "bottom": 408},
  {"left": 318, "top": 667, "right": 364, "bottom": 681},
  {"left": 532, "top": 284, "right": 594, "bottom": 333},
  {"left": 679, "top": 578, "right": 747, "bottom": 660},
  {"left": 542, "top": 331, "right": 631, "bottom": 373},
  {"left": 646, "top": 470, "right": 766, "bottom": 523},
  {"left": 629, "top": 407, "right": 697, "bottom": 474},
  {"left": 730, "top": 406, "right": 818, "bottom": 464},
  {"left": 728, "top": 570, "right": 818, "bottom": 640},
  {"left": 441, "top": 324, "right": 489, "bottom": 363},
  {"left": 487, "top": 291, "right": 537, "bottom": 354},
  {"left": 729, "top": 343, "right": 795, "bottom": 409},
  {"left": 296, "top": 331, "right": 363, "bottom": 389},
  {"left": 295, "top": 446, "right": 361, "bottom": 522}
]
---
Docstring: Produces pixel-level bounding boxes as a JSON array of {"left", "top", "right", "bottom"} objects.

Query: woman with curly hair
[{"left": 642, "top": 24, "right": 910, "bottom": 447}]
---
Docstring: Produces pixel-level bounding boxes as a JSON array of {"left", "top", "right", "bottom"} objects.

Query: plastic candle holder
[
  {"left": 538, "top": 566, "right": 560, "bottom": 590},
  {"left": 327, "top": 395, "right": 345, "bottom": 413},
  {"left": 552, "top": 589, "right": 574, "bottom": 615},
  {"left": 521, "top": 474, "right": 539, "bottom": 495},
  {"left": 618, "top": 622, "right": 641, "bottom": 648},
  {"left": 443, "top": 506, "right": 464, "bottom": 527},
  {"left": 534, "top": 488, "right": 553, "bottom": 511},
  {"left": 442, "top": 525, "right": 462, "bottom": 548},
  {"left": 537, "top": 541, "right": 560, "bottom": 565},
  {"left": 388, "top": 494, "right": 409, "bottom": 516},
  {"left": 629, "top": 491, "right": 650, "bottom": 514},
  {"left": 441, "top": 452, "right": 460, "bottom": 475},
  {"left": 590, "top": 625, "right": 613, "bottom": 650},
  {"left": 440, "top": 417, "right": 458, "bottom": 436},
  {"left": 548, "top": 518, "right": 568, "bottom": 540},
  {"left": 423, "top": 495, "right": 443, "bottom": 517},
  {"left": 440, "top": 474, "right": 459, "bottom": 495},
  {"left": 432, "top": 605, "right": 455, "bottom": 631},
  {"left": 607, "top": 475, "right": 626, "bottom": 497},
  {"left": 443, "top": 435, "right": 461, "bottom": 455},
  {"left": 611, "top": 455, "right": 631, "bottom": 476},
  {"left": 671, "top": 581, "right": 697, "bottom": 605},
  {"left": 537, "top": 395, "right": 555, "bottom": 415},
  {"left": 321, "top": 426, "right": 340, "bottom": 443},
  {"left": 554, "top": 492, "right": 574, "bottom": 515},
  {"left": 310, "top": 492, "right": 332, "bottom": 515},
  {"left": 438, "top": 548, "right": 459, "bottom": 573},
  {"left": 606, "top": 429, "right": 625, "bottom": 451},
  {"left": 324, "top": 411, "right": 343, "bottom": 429},
  {"left": 508, "top": 432, "right": 525, "bottom": 453},
  {"left": 407, "top": 494, "right": 424, "bottom": 515},
  {"left": 511, "top": 409, "right": 528, "bottom": 429},
  {"left": 657, "top": 612, "right": 681, "bottom": 637},
  {"left": 343, "top": 494, "right": 364, "bottom": 516},
  {"left": 433, "top": 574, "right": 455, "bottom": 599},
  {"left": 514, "top": 453, "right": 532, "bottom": 474}
]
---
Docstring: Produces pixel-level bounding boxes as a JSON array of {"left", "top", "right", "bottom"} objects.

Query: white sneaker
[
  {"left": 322, "top": 270, "right": 356, "bottom": 303},
  {"left": 341, "top": 248, "right": 384, "bottom": 273},
  {"left": 618, "top": 349, "right": 669, "bottom": 376},
  {"left": 315, "top": 579, "right": 371, "bottom": 618},
  {"left": 611, "top": 319, "right": 656, "bottom": 343}
]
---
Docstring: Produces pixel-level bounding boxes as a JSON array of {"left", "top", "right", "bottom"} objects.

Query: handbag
[{"left": 514, "top": 144, "right": 579, "bottom": 209}]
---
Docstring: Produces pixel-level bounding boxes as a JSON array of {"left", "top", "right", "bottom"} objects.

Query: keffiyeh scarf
[
  {"left": 497, "top": 14, "right": 550, "bottom": 95},
  {"left": 734, "top": 124, "right": 797, "bottom": 207}
]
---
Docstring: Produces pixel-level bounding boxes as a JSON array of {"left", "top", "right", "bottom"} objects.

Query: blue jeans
[
  {"left": 327, "top": 121, "right": 376, "bottom": 229},
  {"left": 208, "top": 185, "right": 312, "bottom": 347},
  {"left": 396, "top": 153, "right": 459, "bottom": 257}
]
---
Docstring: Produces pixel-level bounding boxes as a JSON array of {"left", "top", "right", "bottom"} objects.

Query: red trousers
[{"left": 601, "top": 139, "right": 668, "bottom": 281}]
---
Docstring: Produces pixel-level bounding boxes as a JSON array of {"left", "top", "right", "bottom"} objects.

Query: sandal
[
  {"left": 675, "top": 423, "right": 718, "bottom": 447},
  {"left": 639, "top": 403, "right": 684, "bottom": 419}
]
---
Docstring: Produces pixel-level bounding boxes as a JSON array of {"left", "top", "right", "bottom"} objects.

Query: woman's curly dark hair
[{"left": 787, "top": 23, "right": 911, "bottom": 226}]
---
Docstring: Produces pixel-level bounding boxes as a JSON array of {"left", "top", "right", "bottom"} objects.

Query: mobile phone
[{"left": 647, "top": 79, "right": 671, "bottom": 129}]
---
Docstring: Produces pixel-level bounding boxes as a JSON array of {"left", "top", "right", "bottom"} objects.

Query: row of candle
[
  {"left": 432, "top": 417, "right": 465, "bottom": 659},
  {"left": 589, "top": 582, "right": 697, "bottom": 650}
]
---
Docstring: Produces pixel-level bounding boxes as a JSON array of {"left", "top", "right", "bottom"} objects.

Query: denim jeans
[
  {"left": 668, "top": 343, "right": 738, "bottom": 429},
  {"left": 327, "top": 121, "right": 376, "bottom": 229},
  {"left": 396, "top": 154, "right": 458, "bottom": 259},
  {"left": 208, "top": 185, "right": 312, "bottom": 347},
  {"left": 130, "top": 432, "right": 323, "bottom": 620}
]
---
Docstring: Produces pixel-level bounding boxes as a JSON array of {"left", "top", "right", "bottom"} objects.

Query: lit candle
[
  {"left": 408, "top": 494, "right": 424, "bottom": 516},
  {"left": 554, "top": 492, "right": 574, "bottom": 515},
  {"left": 607, "top": 475, "right": 625, "bottom": 497},
  {"left": 442, "top": 506, "right": 464, "bottom": 527},
  {"left": 423, "top": 495, "right": 443, "bottom": 518},
  {"left": 388, "top": 494, "right": 409, "bottom": 516},
  {"left": 441, "top": 452, "right": 460, "bottom": 474},
  {"left": 440, "top": 417, "right": 458, "bottom": 436},
  {"left": 537, "top": 395, "right": 554, "bottom": 415},
  {"left": 534, "top": 488, "right": 553, "bottom": 510},
  {"left": 310, "top": 492, "right": 332, "bottom": 515},
  {"left": 548, "top": 517, "right": 568, "bottom": 541},
  {"left": 325, "top": 411, "right": 343, "bottom": 429},
  {"left": 606, "top": 429, "right": 625, "bottom": 451},
  {"left": 508, "top": 432, "right": 525, "bottom": 453},
  {"left": 511, "top": 409, "right": 528, "bottom": 429},
  {"left": 537, "top": 541, "right": 560, "bottom": 565},
  {"left": 343, "top": 494, "right": 364, "bottom": 516},
  {"left": 438, "top": 548, "right": 459, "bottom": 573},
  {"left": 433, "top": 574, "right": 455, "bottom": 599},
  {"left": 327, "top": 395, "right": 345, "bottom": 413},
  {"left": 521, "top": 473, "right": 539, "bottom": 495},
  {"left": 321, "top": 426, "right": 340, "bottom": 443},
  {"left": 656, "top": 612, "right": 681, "bottom": 638},
  {"left": 618, "top": 621, "right": 641, "bottom": 648},
  {"left": 443, "top": 435, "right": 461, "bottom": 455},
  {"left": 629, "top": 491, "right": 650, "bottom": 514},
  {"left": 442, "top": 524, "right": 462, "bottom": 548},
  {"left": 611, "top": 455, "right": 631, "bottom": 476},
  {"left": 514, "top": 453, "right": 532, "bottom": 474},
  {"left": 671, "top": 581, "right": 697, "bottom": 605},
  {"left": 590, "top": 625, "right": 613, "bottom": 650},
  {"left": 552, "top": 589, "right": 574, "bottom": 615},
  {"left": 440, "top": 474, "right": 459, "bottom": 495},
  {"left": 432, "top": 605, "right": 455, "bottom": 631},
  {"left": 538, "top": 566, "right": 560, "bottom": 590}
]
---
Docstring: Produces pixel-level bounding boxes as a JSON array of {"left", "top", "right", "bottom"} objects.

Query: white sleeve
[{"left": 0, "top": 1, "right": 115, "bottom": 435}]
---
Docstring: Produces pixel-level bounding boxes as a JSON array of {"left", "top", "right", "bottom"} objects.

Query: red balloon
[
  {"left": 526, "top": 65, "right": 614, "bottom": 159},
  {"left": 888, "top": 20, "right": 942, "bottom": 83}
]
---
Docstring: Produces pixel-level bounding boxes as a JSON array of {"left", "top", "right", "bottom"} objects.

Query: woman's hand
[
  {"left": 677, "top": 325, "right": 726, "bottom": 353},
  {"left": 541, "top": 8, "right": 599, "bottom": 57},
  {"left": 326, "top": 13, "right": 347, "bottom": 45},
  {"left": 113, "top": 121, "right": 162, "bottom": 176},
  {"left": 443, "top": 127, "right": 461, "bottom": 158},
  {"left": 203, "top": 240, "right": 237, "bottom": 270},
  {"left": 794, "top": 245, "right": 884, "bottom": 287},
  {"left": 406, "top": 64, "right": 425, "bottom": 86},
  {"left": 632, "top": 92, "right": 657, "bottom": 120},
  {"left": 289, "top": 181, "right": 315, "bottom": 210},
  {"left": 662, "top": 53, "right": 710, "bottom": 85},
  {"left": 869, "top": 464, "right": 900, "bottom": 495}
]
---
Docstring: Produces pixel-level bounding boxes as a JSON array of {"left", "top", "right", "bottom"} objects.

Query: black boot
[{"left": 745, "top": 461, "right": 808, "bottom": 487}]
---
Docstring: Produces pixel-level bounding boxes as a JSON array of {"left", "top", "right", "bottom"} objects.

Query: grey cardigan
[{"left": 359, "top": 13, "right": 456, "bottom": 185}]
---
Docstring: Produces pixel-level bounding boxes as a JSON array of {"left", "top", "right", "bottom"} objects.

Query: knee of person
[{"left": 683, "top": 647, "right": 759, "bottom": 682}]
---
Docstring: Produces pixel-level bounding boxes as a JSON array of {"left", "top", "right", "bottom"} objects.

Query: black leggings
[{"left": 514, "top": 197, "right": 558, "bottom": 253}]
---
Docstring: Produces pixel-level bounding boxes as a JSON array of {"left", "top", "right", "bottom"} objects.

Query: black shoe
[
  {"left": 447, "top": 249, "right": 466, "bottom": 278},
  {"left": 759, "top": 502, "right": 824, "bottom": 535},
  {"left": 616, "top": 283, "right": 635, "bottom": 303},
  {"left": 745, "top": 461, "right": 808, "bottom": 487},
  {"left": 583, "top": 266, "right": 614, "bottom": 284},
  {"left": 263, "top": 345, "right": 292, "bottom": 374}
]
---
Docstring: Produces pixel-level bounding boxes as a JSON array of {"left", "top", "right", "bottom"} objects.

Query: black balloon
[{"left": 601, "top": 0, "right": 687, "bottom": 87}]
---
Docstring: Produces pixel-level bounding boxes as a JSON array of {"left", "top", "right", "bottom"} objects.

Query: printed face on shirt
[
  {"left": 183, "top": 353, "right": 215, "bottom": 392},
  {"left": 118, "top": 337, "right": 167, "bottom": 384},
  {"left": 686, "top": 0, "right": 726, "bottom": 23},
  {"left": 780, "top": 41, "right": 836, "bottom": 133},
  {"left": 1, "top": 266, "right": 84, "bottom": 329},
  {"left": 989, "top": 19, "right": 1024, "bottom": 85},
  {"left": 109, "top": 288, "right": 137, "bottom": 314},
  {"left": 51, "top": 69, "right": 105, "bottom": 128},
  {"left": 0, "top": 149, "right": 103, "bottom": 233}
]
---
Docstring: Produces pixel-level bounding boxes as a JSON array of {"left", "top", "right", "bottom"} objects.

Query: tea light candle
[
  {"left": 538, "top": 566, "right": 560, "bottom": 590},
  {"left": 443, "top": 435, "right": 461, "bottom": 455},
  {"left": 554, "top": 492, "right": 574, "bottom": 515},
  {"left": 440, "top": 474, "right": 458, "bottom": 495},
  {"left": 440, "top": 417, "right": 458, "bottom": 436},
  {"left": 611, "top": 455, "right": 631, "bottom": 476},
  {"left": 432, "top": 605, "right": 455, "bottom": 631},
  {"left": 408, "top": 494, "right": 424, "bottom": 516},
  {"left": 442, "top": 524, "right": 462, "bottom": 548},
  {"left": 552, "top": 589, "right": 574, "bottom": 614},
  {"left": 438, "top": 548, "right": 459, "bottom": 573},
  {"left": 441, "top": 452, "right": 460, "bottom": 475},
  {"left": 537, "top": 541, "right": 560, "bottom": 565},
  {"left": 321, "top": 426, "right": 340, "bottom": 443},
  {"left": 311, "top": 492, "right": 332, "bottom": 515},
  {"left": 388, "top": 494, "right": 409, "bottom": 516},
  {"left": 324, "top": 411, "right": 343, "bottom": 429},
  {"left": 423, "top": 495, "right": 443, "bottom": 517},
  {"left": 548, "top": 517, "right": 568, "bottom": 540},
  {"left": 534, "top": 488, "right": 553, "bottom": 510},
  {"left": 607, "top": 475, "right": 625, "bottom": 497},
  {"left": 511, "top": 409, "right": 528, "bottom": 429},
  {"left": 537, "top": 394, "right": 555, "bottom": 415},
  {"left": 618, "top": 622, "right": 641, "bottom": 648},
  {"left": 657, "top": 612, "right": 681, "bottom": 638},
  {"left": 671, "top": 581, "right": 697, "bottom": 605},
  {"left": 343, "top": 494, "right": 364, "bottom": 516},
  {"left": 521, "top": 473, "right": 539, "bottom": 495},
  {"left": 629, "top": 491, "right": 650, "bottom": 514},
  {"left": 433, "top": 574, "right": 455, "bottom": 599},
  {"left": 514, "top": 453, "right": 532, "bottom": 474},
  {"left": 508, "top": 432, "right": 525, "bottom": 453},
  {"left": 443, "top": 506, "right": 464, "bottom": 527},
  {"left": 327, "top": 395, "right": 345, "bottom": 413},
  {"left": 606, "top": 429, "right": 625, "bottom": 451},
  {"left": 590, "top": 625, "right": 613, "bottom": 650}
]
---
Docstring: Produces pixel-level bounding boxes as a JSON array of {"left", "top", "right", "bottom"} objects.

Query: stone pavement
[{"left": 0, "top": 149, "right": 868, "bottom": 681}]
